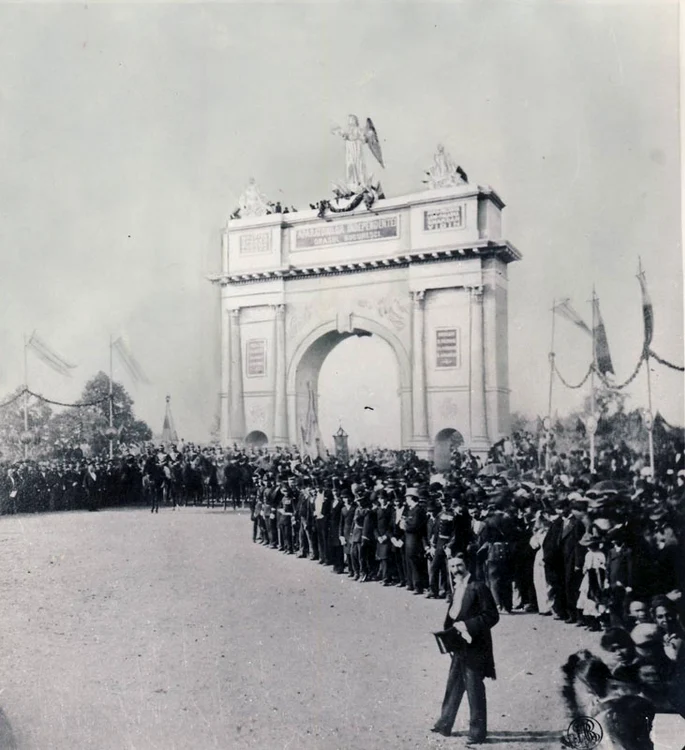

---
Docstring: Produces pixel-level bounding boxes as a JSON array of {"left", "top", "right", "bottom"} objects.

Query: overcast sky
[{"left": 0, "top": 1, "right": 681, "bottom": 448}]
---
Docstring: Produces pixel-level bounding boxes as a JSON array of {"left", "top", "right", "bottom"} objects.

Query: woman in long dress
[{"left": 530, "top": 515, "right": 553, "bottom": 615}]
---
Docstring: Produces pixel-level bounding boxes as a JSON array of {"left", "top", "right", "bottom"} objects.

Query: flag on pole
[
  {"left": 27, "top": 332, "right": 76, "bottom": 377},
  {"left": 161, "top": 395, "right": 178, "bottom": 443},
  {"left": 592, "top": 297, "right": 614, "bottom": 375},
  {"left": 112, "top": 336, "right": 149, "bottom": 384},
  {"left": 300, "top": 381, "right": 320, "bottom": 458},
  {"left": 553, "top": 299, "right": 592, "bottom": 336},
  {"left": 636, "top": 267, "right": 654, "bottom": 350}
]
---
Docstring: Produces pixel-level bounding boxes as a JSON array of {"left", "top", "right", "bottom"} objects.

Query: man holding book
[{"left": 431, "top": 553, "right": 499, "bottom": 744}]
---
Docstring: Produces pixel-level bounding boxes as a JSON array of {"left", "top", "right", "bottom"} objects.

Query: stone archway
[
  {"left": 286, "top": 316, "right": 412, "bottom": 451},
  {"left": 212, "top": 182, "right": 519, "bottom": 455},
  {"left": 433, "top": 428, "right": 464, "bottom": 472}
]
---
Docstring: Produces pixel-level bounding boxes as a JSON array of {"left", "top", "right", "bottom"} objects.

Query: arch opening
[
  {"left": 290, "top": 321, "right": 408, "bottom": 455},
  {"left": 433, "top": 428, "right": 464, "bottom": 472},
  {"left": 245, "top": 430, "right": 269, "bottom": 448}
]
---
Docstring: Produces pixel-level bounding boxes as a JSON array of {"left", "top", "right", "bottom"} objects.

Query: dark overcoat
[{"left": 443, "top": 580, "right": 499, "bottom": 680}]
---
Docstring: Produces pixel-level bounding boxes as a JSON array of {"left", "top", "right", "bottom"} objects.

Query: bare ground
[{"left": 0, "top": 508, "right": 598, "bottom": 750}]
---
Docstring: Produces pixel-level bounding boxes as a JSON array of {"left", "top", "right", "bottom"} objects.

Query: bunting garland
[{"left": 649, "top": 349, "right": 684, "bottom": 372}]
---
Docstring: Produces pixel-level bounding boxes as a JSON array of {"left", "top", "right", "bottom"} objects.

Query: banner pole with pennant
[
  {"left": 546, "top": 300, "right": 556, "bottom": 471},
  {"left": 109, "top": 335, "right": 114, "bottom": 460},
  {"left": 589, "top": 289, "right": 597, "bottom": 475},
  {"left": 638, "top": 258, "right": 655, "bottom": 477},
  {"left": 23, "top": 333, "right": 29, "bottom": 458}
]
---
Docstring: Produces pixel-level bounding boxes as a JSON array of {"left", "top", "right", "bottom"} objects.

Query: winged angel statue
[{"left": 331, "top": 115, "right": 384, "bottom": 194}]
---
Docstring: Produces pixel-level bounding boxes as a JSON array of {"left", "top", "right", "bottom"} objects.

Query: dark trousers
[
  {"left": 316, "top": 519, "right": 328, "bottom": 563},
  {"left": 545, "top": 561, "right": 567, "bottom": 618},
  {"left": 360, "top": 539, "right": 375, "bottom": 577},
  {"left": 563, "top": 558, "right": 582, "bottom": 620},
  {"left": 350, "top": 541, "right": 362, "bottom": 577},
  {"left": 329, "top": 544, "right": 344, "bottom": 572},
  {"left": 430, "top": 544, "right": 450, "bottom": 596},
  {"left": 280, "top": 518, "right": 293, "bottom": 552},
  {"left": 406, "top": 538, "right": 425, "bottom": 592},
  {"left": 435, "top": 652, "right": 487, "bottom": 741},
  {"left": 487, "top": 561, "right": 513, "bottom": 612},
  {"left": 298, "top": 523, "right": 309, "bottom": 557},
  {"left": 394, "top": 546, "right": 407, "bottom": 584}
]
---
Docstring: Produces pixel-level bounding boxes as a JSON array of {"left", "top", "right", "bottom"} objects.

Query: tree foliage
[
  {"left": 0, "top": 373, "right": 152, "bottom": 461},
  {"left": 0, "top": 387, "right": 53, "bottom": 462}
]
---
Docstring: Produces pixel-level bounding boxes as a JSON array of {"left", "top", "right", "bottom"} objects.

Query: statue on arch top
[
  {"left": 236, "top": 177, "right": 270, "bottom": 218},
  {"left": 423, "top": 144, "right": 468, "bottom": 190},
  {"left": 331, "top": 115, "right": 384, "bottom": 194}
]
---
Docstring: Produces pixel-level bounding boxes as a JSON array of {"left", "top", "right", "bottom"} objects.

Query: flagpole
[
  {"left": 546, "top": 300, "right": 556, "bottom": 471},
  {"left": 589, "top": 289, "right": 596, "bottom": 476},
  {"left": 23, "top": 333, "right": 29, "bottom": 459},
  {"left": 639, "top": 259, "right": 655, "bottom": 477},
  {"left": 109, "top": 334, "right": 114, "bottom": 460}
]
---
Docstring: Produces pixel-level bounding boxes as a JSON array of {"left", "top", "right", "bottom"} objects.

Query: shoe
[
  {"left": 426, "top": 593, "right": 437, "bottom": 599},
  {"left": 430, "top": 726, "right": 450, "bottom": 737},
  {"left": 465, "top": 738, "right": 485, "bottom": 746},
  {"left": 413, "top": 590, "right": 424, "bottom": 595}
]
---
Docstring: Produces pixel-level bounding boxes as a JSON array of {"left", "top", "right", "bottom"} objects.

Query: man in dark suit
[
  {"left": 403, "top": 488, "right": 427, "bottom": 594},
  {"left": 432, "top": 553, "right": 499, "bottom": 744}
]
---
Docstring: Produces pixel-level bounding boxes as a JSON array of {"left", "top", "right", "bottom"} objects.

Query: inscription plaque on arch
[
  {"left": 239, "top": 231, "right": 272, "bottom": 255},
  {"left": 436, "top": 327, "right": 460, "bottom": 368},
  {"left": 424, "top": 204, "right": 465, "bottom": 232},
  {"left": 295, "top": 215, "right": 399, "bottom": 249},
  {"left": 246, "top": 339, "right": 267, "bottom": 377}
]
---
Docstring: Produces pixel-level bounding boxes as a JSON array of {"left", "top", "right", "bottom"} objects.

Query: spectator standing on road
[{"left": 431, "top": 553, "right": 499, "bottom": 744}]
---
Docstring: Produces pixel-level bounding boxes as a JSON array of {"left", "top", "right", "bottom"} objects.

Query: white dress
[
  {"left": 576, "top": 549, "right": 607, "bottom": 617},
  {"left": 530, "top": 529, "right": 553, "bottom": 614}
]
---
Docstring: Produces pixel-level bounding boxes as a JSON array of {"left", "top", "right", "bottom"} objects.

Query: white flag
[
  {"left": 27, "top": 332, "right": 76, "bottom": 377},
  {"left": 112, "top": 336, "right": 149, "bottom": 384}
]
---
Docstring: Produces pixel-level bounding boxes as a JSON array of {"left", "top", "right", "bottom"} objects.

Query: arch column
[
  {"left": 220, "top": 301, "right": 230, "bottom": 445},
  {"left": 469, "top": 286, "right": 490, "bottom": 453},
  {"left": 272, "top": 304, "right": 288, "bottom": 446},
  {"left": 410, "top": 290, "right": 430, "bottom": 449},
  {"left": 228, "top": 307, "right": 246, "bottom": 443}
]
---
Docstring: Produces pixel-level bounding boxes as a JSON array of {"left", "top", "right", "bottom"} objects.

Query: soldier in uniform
[
  {"left": 429, "top": 498, "right": 458, "bottom": 599},
  {"left": 339, "top": 489, "right": 356, "bottom": 576},
  {"left": 403, "top": 487, "right": 428, "bottom": 595},
  {"left": 279, "top": 486, "right": 296, "bottom": 554}
]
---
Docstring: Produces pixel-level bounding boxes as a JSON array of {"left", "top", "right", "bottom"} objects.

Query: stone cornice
[
  {"left": 207, "top": 241, "right": 521, "bottom": 287},
  {"left": 224, "top": 184, "right": 505, "bottom": 231}
]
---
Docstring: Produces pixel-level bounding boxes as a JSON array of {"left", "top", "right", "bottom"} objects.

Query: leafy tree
[
  {"left": 0, "top": 387, "right": 53, "bottom": 462},
  {"left": 46, "top": 372, "right": 152, "bottom": 457}
]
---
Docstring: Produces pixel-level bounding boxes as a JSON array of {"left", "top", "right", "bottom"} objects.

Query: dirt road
[{"left": 0, "top": 508, "right": 597, "bottom": 749}]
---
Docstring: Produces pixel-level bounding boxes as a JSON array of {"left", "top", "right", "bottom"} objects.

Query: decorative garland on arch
[{"left": 648, "top": 349, "right": 684, "bottom": 372}]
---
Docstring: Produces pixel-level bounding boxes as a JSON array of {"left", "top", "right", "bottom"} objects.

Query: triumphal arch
[{"left": 209, "top": 122, "right": 521, "bottom": 456}]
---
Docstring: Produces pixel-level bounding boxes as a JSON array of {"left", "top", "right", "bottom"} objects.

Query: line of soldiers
[
  {"left": 252, "top": 473, "right": 478, "bottom": 596},
  {"left": 248, "top": 456, "right": 685, "bottom": 633}
]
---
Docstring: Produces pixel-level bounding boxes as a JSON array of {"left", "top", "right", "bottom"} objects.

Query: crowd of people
[
  {"left": 0, "top": 430, "right": 683, "bottom": 739},
  {"left": 0, "top": 443, "right": 254, "bottom": 515},
  {"left": 244, "top": 434, "right": 685, "bottom": 735}
]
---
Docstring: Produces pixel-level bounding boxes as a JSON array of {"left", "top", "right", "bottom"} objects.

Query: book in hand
[{"left": 433, "top": 627, "right": 465, "bottom": 655}]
